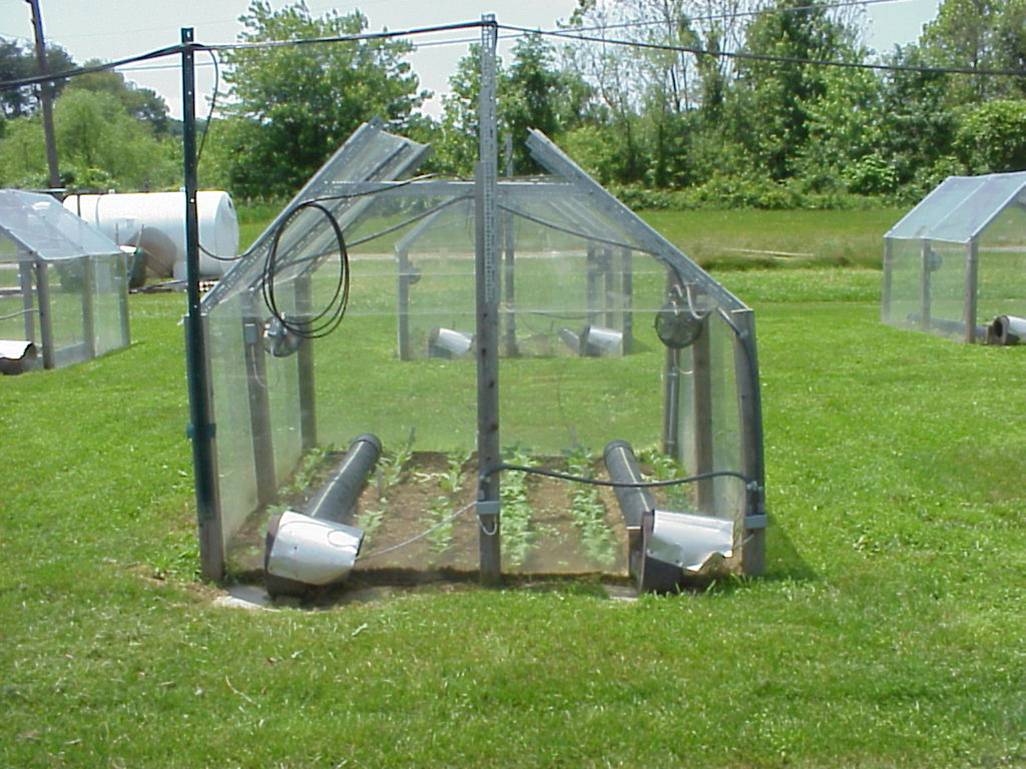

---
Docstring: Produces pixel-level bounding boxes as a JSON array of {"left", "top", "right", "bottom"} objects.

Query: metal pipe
[
  {"left": 305, "top": 434, "right": 381, "bottom": 524},
  {"left": 181, "top": 27, "right": 223, "bottom": 581},
  {"left": 602, "top": 439, "right": 653, "bottom": 580},
  {"left": 264, "top": 434, "right": 381, "bottom": 598}
]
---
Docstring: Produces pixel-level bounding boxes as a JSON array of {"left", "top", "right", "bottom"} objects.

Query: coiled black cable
[{"left": 261, "top": 200, "right": 350, "bottom": 340}]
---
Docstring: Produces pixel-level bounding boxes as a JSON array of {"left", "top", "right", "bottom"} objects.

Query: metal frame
[{"left": 187, "top": 16, "right": 767, "bottom": 583}]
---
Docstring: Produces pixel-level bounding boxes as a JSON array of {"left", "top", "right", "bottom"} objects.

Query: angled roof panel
[
  {"left": 887, "top": 172, "right": 1026, "bottom": 244},
  {"left": 525, "top": 129, "right": 746, "bottom": 311},
  {"left": 0, "top": 189, "right": 121, "bottom": 261},
  {"left": 204, "top": 120, "right": 430, "bottom": 307}
]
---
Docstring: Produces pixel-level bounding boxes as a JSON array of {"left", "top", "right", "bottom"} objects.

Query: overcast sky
[{"left": 0, "top": 0, "right": 941, "bottom": 119}]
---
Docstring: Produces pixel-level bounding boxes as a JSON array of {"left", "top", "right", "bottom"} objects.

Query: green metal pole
[{"left": 181, "top": 28, "right": 223, "bottom": 581}]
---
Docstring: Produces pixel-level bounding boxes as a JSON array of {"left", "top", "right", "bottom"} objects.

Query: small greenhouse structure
[
  {"left": 191, "top": 119, "right": 767, "bottom": 592},
  {"left": 0, "top": 189, "right": 131, "bottom": 370},
  {"left": 883, "top": 171, "right": 1026, "bottom": 343}
]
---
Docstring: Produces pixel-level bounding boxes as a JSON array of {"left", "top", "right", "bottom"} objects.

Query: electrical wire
[
  {"left": 0, "top": 43, "right": 183, "bottom": 91},
  {"left": 196, "top": 49, "right": 219, "bottom": 172},
  {"left": 500, "top": 22, "right": 1026, "bottom": 78},
  {"left": 358, "top": 501, "right": 476, "bottom": 561},
  {"left": 261, "top": 200, "right": 350, "bottom": 341},
  {"left": 481, "top": 463, "right": 753, "bottom": 489},
  {"left": 547, "top": 0, "right": 914, "bottom": 36},
  {"left": 199, "top": 19, "right": 491, "bottom": 54}
]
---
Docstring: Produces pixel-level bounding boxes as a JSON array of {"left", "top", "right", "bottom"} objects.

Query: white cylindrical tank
[{"left": 63, "top": 191, "right": 239, "bottom": 279}]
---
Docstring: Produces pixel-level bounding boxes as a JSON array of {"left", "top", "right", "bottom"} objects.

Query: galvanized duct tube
[
  {"left": 602, "top": 439, "right": 651, "bottom": 580},
  {"left": 305, "top": 434, "right": 381, "bottom": 524},
  {"left": 989, "top": 315, "right": 1026, "bottom": 345},
  {"left": 264, "top": 434, "right": 382, "bottom": 598}
]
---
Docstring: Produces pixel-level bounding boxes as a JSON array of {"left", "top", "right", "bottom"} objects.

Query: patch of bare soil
[{"left": 227, "top": 451, "right": 631, "bottom": 585}]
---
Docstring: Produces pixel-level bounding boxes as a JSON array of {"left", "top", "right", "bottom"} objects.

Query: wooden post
[
  {"left": 81, "top": 256, "right": 96, "bottom": 359},
  {"left": 732, "top": 309, "right": 766, "bottom": 576},
  {"left": 692, "top": 319, "right": 715, "bottom": 512},
  {"left": 964, "top": 238, "right": 979, "bottom": 344},
  {"left": 18, "top": 261, "right": 35, "bottom": 342},
  {"left": 35, "top": 260, "right": 55, "bottom": 369},
  {"left": 919, "top": 240, "right": 932, "bottom": 332}
]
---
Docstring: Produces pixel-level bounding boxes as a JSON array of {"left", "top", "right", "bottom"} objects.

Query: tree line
[{"left": 1, "top": 0, "right": 1025, "bottom": 208}]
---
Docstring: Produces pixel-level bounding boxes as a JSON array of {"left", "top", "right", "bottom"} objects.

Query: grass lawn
[{"left": 1, "top": 209, "right": 1024, "bottom": 768}]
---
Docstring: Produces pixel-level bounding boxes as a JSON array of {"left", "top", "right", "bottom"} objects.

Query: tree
[
  {"left": 0, "top": 37, "right": 75, "bottom": 119},
  {"left": 68, "top": 65, "right": 171, "bottom": 135},
  {"left": 218, "top": 1, "right": 425, "bottom": 197},
  {"left": 0, "top": 89, "right": 178, "bottom": 190},
  {"left": 726, "top": 0, "right": 862, "bottom": 180},
  {"left": 954, "top": 99, "right": 1026, "bottom": 173},
  {"left": 434, "top": 35, "right": 593, "bottom": 177}
]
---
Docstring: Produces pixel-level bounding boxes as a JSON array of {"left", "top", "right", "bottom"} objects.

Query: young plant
[
  {"left": 378, "top": 441, "right": 413, "bottom": 494},
  {"left": 439, "top": 449, "right": 471, "bottom": 496},
  {"left": 565, "top": 447, "right": 616, "bottom": 568},
  {"left": 356, "top": 507, "right": 384, "bottom": 547},
  {"left": 500, "top": 446, "right": 535, "bottom": 568},
  {"left": 426, "top": 495, "right": 455, "bottom": 554}
]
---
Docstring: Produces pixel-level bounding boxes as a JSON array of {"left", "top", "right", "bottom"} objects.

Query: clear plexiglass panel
[{"left": 201, "top": 123, "right": 760, "bottom": 581}]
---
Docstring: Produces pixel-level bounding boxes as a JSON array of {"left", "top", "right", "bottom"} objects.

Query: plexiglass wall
[
  {"left": 200, "top": 124, "right": 763, "bottom": 579},
  {"left": 883, "top": 174, "right": 1026, "bottom": 342},
  {"left": 0, "top": 190, "right": 130, "bottom": 369}
]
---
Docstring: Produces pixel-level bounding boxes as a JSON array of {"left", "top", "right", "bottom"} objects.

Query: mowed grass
[{"left": 1, "top": 209, "right": 1025, "bottom": 768}]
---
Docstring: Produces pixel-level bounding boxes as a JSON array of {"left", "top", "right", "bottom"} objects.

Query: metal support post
[
  {"left": 661, "top": 270, "right": 682, "bottom": 458},
  {"left": 475, "top": 15, "right": 501, "bottom": 585},
  {"left": 919, "top": 240, "right": 932, "bottom": 332},
  {"left": 731, "top": 309, "right": 766, "bottom": 576},
  {"left": 585, "top": 242, "right": 599, "bottom": 327},
  {"left": 396, "top": 249, "right": 412, "bottom": 360},
  {"left": 118, "top": 254, "right": 131, "bottom": 347},
  {"left": 881, "top": 239, "right": 893, "bottom": 324},
  {"left": 964, "top": 238, "right": 979, "bottom": 344},
  {"left": 502, "top": 135, "right": 517, "bottom": 357},
  {"left": 243, "top": 296, "right": 276, "bottom": 506},
  {"left": 621, "top": 248, "right": 633, "bottom": 354},
  {"left": 35, "top": 260, "right": 54, "bottom": 369},
  {"left": 18, "top": 261, "right": 35, "bottom": 342},
  {"left": 295, "top": 274, "right": 317, "bottom": 450},
  {"left": 600, "top": 247, "right": 615, "bottom": 327},
  {"left": 181, "top": 28, "right": 223, "bottom": 581},
  {"left": 692, "top": 318, "right": 715, "bottom": 512},
  {"left": 81, "top": 256, "right": 96, "bottom": 359}
]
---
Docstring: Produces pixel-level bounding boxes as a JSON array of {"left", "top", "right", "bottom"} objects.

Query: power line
[
  {"left": 0, "top": 19, "right": 492, "bottom": 92},
  {"left": 553, "top": 0, "right": 914, "bottom": 36},
  {"left": 502, "top": 23, "right": 1026, "bottom": 78},
  {"left": 201, "top": 19, "right": 488, "bottom": 53}
]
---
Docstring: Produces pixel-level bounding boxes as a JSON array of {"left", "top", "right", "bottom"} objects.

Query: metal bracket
[
  {"left": 744, "top": 514, "right": 768, "bottom": 530},
  {"left": 476, "top": 500, "right": 500, "bottom": 519}
]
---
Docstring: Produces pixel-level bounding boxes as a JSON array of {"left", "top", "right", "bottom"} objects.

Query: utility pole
[{"left": 26, "top": 0, "right": 60, "bottom": 190}]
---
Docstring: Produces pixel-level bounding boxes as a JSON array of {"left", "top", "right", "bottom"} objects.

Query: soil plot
[{"left": 228, "top": 450, "right": 632, "bottom": 583}]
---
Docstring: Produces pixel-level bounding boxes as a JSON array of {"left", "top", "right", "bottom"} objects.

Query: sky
[{"left": 0, "top": 0, "right": 941, "bottom": 120}]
